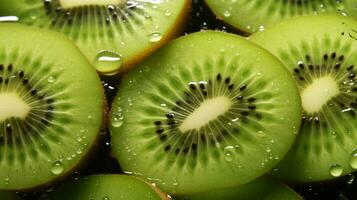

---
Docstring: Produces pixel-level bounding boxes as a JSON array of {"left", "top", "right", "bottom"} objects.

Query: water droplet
[
  {"left": 76, "top": 149, "right": 83, "bottom": 155},
  {"left": 337, "top": 3, "right": 345, "bottom": 11},
  {"left": 79, "top": 126, "right": 87, "bottom": 133},
  {"left": 51, "top": 161, "right": 64, "bottom": 175},
  {"left": 148, "top": 32, "right": 163, "bottom": 43},
  {"left": 128, "top": 98, "right": 133, "bottom": 106},
  {"left": 258, "top": 25, "right": 265, "bottom": 31},
  {"left": 76, "top": 137, "right": 82, "bottom": 142},
  {"left": 257, "top": 130, "right": 265, "bottom": 137},
  {"left": 347, "top": 174, "right": 354, "bottom": 184},
  {"left": 164, "top": 10, "right": 171, "bottom": 16},
  {"left": 231, "top": 117, "right": 239, "bottom": 122},
  {"left": 349, "top": 148, "right": 357, "bottom": 169},
  {"left": 103, "top": 197, "right": 109, "bottom": 200},
  {"left": 111, "top": 110, "right": 124, "bottom": 128},
  {"left": 47, "top": 76, "right": 55, "bottom": 83},
  {"left": 265, "top": 147, "right": 271, "bottom": 153},
  {"left": 224, "top": 146, "right": 235, "bottom": 162},
  {"left": 4, "top": 177, "right": 9, "bottom": 184},
  {"left": 329, "top": 164, "right": 343, "bottom": 177},
  {"left": 223, "top": 10, "right": 231, "bottom": 17},
  {"left": 94, "top": 51, "right": 122, "bottom": 74},
  {"left": 0, "top": 16, "right": 19, "bottom": 22}
]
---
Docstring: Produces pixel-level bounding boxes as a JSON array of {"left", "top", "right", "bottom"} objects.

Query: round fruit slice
[
  {"left": 205, "top": 0, "right": 357, "bottom": 33},
  {"left": 175, "top": 177, "right": 302, "bottom": 200},
  {"left": 110, "top": 31, "right": 301, "bottom": 194},
  {"left": 46, "top": 175, "right": 170, "bottom": 200},
  {"left": 0, "top": 0, "right": 190, "bottom": 75},
  {"left": 251, "top": 15, "right": 357, "bottom": 182},
  {"left": 0, "top": 23, "right": 104, "bottom": 190}
]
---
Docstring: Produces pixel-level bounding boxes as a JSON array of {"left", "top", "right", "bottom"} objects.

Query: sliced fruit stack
[
  {"left": 1, "top": 0, "right": 357, "bottom": 200},
  {"left": 0, "top": 23, "right": 104, "bottom": 190},
  {"left": 0, "top": 0, "right": 190, "bottom": 75},
  {"left": 109, "top": 30, "right": 301, "bottom": 194}
]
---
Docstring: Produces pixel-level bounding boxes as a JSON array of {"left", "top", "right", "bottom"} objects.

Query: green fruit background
[{"left": 1, "top": 0, "right": 357, "bottom": 199}]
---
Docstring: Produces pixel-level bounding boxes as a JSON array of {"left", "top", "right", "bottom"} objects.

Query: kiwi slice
[
  {"left": 0, "top": 0, "right": 190, "bottom": 75},
  {"left": 110, "top": 31, "right": 301, "bottom": 194},
  {"left": 0, "top": 191, "right": 21, "bottom": 200},
  {"left": 175, "top": 177, "right": 302, "bottom": 200},
  {"left": 250, "top": 15, "right": 357, "bottom": 182},
  {"left": 45, "top": 175, "right": 170, "bottom": 200},
  {"left": 0, "top": 23, "right": 104, "bottom": 190},
  {"left": 205, "top": 0, "right": 356, "bottom": 33}
]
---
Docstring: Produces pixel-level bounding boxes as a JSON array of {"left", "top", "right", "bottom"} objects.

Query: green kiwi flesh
[
  {"left": 0, "top": 23, "right": 104, "bottom": 190},
  {"left": 46, "top": 175, "right": 169, "bottom": 200},
  {"left": 110, "top": 31, "right": 301, "bottom": 194},
  {"left": 175, "top": 177, "right": 302, "bottom": 200},
  {"left": 251, "top": 15, "right": 357, "bottom": 182},
  {"left": 0, "top": 0, "right": 190, "bottom": 75},
  {"left": 205, "top": 0, "right": 357, "bottom": 33}
]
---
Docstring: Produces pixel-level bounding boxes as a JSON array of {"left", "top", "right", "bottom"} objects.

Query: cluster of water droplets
[{"left": 111, "top": 107, "right": 124, "bottom": 128}]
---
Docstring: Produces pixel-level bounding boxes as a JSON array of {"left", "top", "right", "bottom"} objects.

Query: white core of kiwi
[
  {"left": 301, "top": 76, "right": 339, "bottom": 113},
  {"left": 179, "top": 96, "right": 232, "bottom": 132},
  {"left": 0, "top": 92, "right": 30, "bottom": 121},
  {"left": 59, "top": 0, "right": 125, "bottom": 9}
]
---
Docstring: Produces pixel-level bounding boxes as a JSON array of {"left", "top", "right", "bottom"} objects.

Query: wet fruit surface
[
  {"left": 10, "top": 0, "right": 357, "bottom": 199},
  {"left": 98, "top": 1, "right": 357, "bottom": 199}
]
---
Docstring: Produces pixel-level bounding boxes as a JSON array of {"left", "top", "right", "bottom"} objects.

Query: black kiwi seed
[
  {"left": 154, "top": 121, "right": 162, "bottom": 126},
  {"left": 0, "top": 62, "right": 70, "bottom": 156},
  {"left": 331, "top": 52, "right": 337, "bottom": 59},
  {"left": 253, "top": 16, "right": 357, "bottom": 182},
  {"left": 239, "top": 84, "right": 247, "bottom": 91},
  {"left": 156, "top": 129, "right": 164, "bottom": 134},
  {"left": 164, "top": 145, "right": 171, "bottom": 152},
  {"left": 248, "top": 98, "right": 256, "bottom": 102},
  {"left": 298, "top": 63, "right": 304, "bottom": 69},
  {"left": 30, "top": 0, "right": 155, "bottom": 38},
  {"left": 150, "top": 73, "right": 262, "bottom": 156},
  {"left": 18, "top": 70, "right": 24, "bottom": 78},
  {"left": 189, "top": 83, "right": 197, "bottom": 90},
  {"left": 7, "top": 64, "right": 13, "bottom": 72},
  {"left": 305, "top": 54, "right": 311, "bottom": 61}
]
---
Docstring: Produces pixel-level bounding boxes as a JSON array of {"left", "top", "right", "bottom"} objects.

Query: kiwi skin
[
  {"left": 250, "top": 14, "right": 357, "bottom": 182},
  {"left": 135, "top": 176, "right": 171, "bottom": 200},
  {"left": 118, "top": 0, "right": 192, "bottom": 75},
  {"left": 203, "top": 1, "right": 250, "bottom": 36},
  {"left": 45, "top": 175, "right": 171, "bottom": 200},
  {"left": 10, "top": 71, "right": 108, "bottom": 192},
  {"left": 174, "top": 177, "right": 303, "bottom": 200},
  {"left": 110, "top": 30, "right": 301, "bottom": 194},
  {"left": 0, "top": 0, "right": 192, "bottom": 75},
  {"left": 0, "top": 23, "right": 106, "bottom": 191},
  {"left": 10, "top": 92, "right": 109, "bottom": 192}
]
